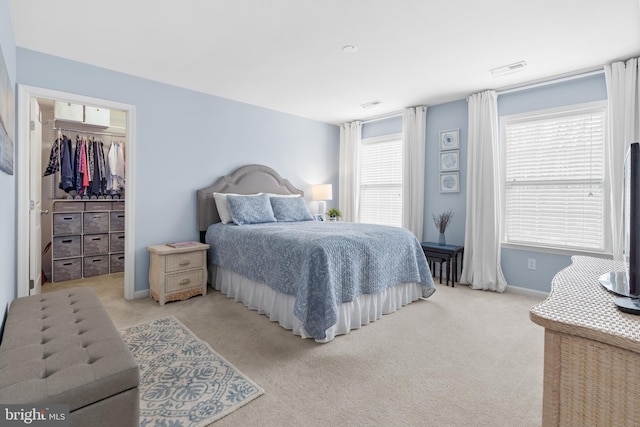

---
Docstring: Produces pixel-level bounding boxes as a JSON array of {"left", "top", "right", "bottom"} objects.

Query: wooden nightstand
[{"left": 147, "top": 242, "right": 210, "bottom": 305}]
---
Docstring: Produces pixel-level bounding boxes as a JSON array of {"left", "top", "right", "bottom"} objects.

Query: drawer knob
[
  {"left": 179, "top": 260, "right": 191, "bottom": 266},
  {"left": 179, "top": 278, "right": 191, "bottom": 285}
]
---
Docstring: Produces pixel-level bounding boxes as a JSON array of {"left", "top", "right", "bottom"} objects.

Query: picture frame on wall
[
  {"left": 439, "top": 129, "right": 459, "bottom": 151},
  {"left": 440, "top": 172, "right": 460, "bottom": 193},
  {"left": 0, "top": 44, "right": 14, "bottom": 176},
  {"left": 440, "top": 150, "right": 459, "bottom": 171}
]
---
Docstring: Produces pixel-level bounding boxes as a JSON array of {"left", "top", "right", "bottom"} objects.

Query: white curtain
[
  {"left": 605, "top": 58, "right": 640, "bottom": 260},
  {"left": 459, "top": 90, "right": 507, "bottom": 292},
  {"left": 402, "top": 106, "right": 427, "bottom": 239},
  {"left": 339, "top": 121, "right": 362, "bottom": 222}
]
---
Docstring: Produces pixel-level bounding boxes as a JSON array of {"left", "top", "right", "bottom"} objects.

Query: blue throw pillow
[
  {"left": 226, "top": 194, "right": 277, "bottom": 225},
  {"left": 270, "top": 196, "right": 314, "bottom": 222}
]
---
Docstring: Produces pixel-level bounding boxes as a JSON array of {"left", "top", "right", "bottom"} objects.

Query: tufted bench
[{"left": 0, "top": 287, "right": 139, "bottom": 427}]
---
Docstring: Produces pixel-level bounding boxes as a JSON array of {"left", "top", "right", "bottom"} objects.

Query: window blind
[
  {"left": 504, "top": 105, "right": 606, "bottom": 251},
  {"left": 359, "top": 136, "right": 403, "bottom": 227}
]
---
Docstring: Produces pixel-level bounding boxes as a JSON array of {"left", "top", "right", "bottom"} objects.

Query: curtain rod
[{"left": 496, "top": 68, "right": 605, "bottom": 96}]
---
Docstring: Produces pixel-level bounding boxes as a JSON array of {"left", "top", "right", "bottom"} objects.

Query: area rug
[{"left": 120, "top": 316, "right": 264, "bottom": 426}]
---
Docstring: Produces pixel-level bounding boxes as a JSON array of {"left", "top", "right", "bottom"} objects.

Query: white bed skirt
[{"left": 213, "top": 265, "right": 424, "bottom": 343}]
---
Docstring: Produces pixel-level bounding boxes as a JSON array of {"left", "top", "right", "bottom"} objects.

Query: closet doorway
[{"left": 17, "top": 85, "right": 136, "bottom": 300}]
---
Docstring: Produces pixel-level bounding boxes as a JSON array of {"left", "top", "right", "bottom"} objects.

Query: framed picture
[
  {"left": 440, "top": 150, "right": 459, "bottom": 171},
  {"left": 0, "top": 44, "right": 14, "bottom": 176},
  {"left": 440, "top": 172, "right": 460, "bottom": 193},
  {"left": 439, "top": 129, "right": 459, "bottom": 151},
  {"left": 314, "top": 214, "right": 324, "bottom": 222}
]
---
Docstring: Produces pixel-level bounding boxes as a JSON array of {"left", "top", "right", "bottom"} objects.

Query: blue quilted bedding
[{"left": 205, "top": 221, "right": 435, "bottom": 340}]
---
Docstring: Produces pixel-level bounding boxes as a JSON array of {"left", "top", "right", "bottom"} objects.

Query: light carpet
[{"left": 120, "top": 316, "right": 264, "bottom": 426}]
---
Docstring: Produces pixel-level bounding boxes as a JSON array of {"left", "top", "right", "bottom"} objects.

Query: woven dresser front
[{"left": 531, "top": 256, "right": 640, "bottom": 426}]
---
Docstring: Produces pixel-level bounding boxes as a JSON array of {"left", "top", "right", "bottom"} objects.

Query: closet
[{"left": 40, "top": 99, "right": 127, "bottom": 283}]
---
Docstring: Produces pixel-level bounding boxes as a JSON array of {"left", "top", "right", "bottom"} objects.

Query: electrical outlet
[{"left": 528, "top": 258, "right": 536, "bottom": 270}]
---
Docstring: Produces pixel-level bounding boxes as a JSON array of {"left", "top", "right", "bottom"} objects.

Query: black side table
[{"left": 421, "top": 242, "right": 464, "bottom": 287}]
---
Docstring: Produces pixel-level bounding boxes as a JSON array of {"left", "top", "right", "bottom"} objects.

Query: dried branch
[{"left": 433, "top": 210, "right": 454, "bottom": 233}]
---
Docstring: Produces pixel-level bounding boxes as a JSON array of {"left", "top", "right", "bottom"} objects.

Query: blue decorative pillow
[
  {"left": 270, "top": 196, "right": 314, "bottom": 222},
  {"left": 226, "top": 194, "right": 277, "bottom": 225}
]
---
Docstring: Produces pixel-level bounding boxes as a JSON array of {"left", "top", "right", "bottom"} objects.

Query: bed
[{"left": 197, "top": 164, "right": 436, "bottom": 342}]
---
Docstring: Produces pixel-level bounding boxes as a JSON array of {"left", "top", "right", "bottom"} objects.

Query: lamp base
[{"left": 317, "top": 201, "right": 326, "bottom": 217}]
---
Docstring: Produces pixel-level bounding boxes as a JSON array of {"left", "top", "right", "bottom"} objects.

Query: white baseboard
[
  {"left": 134, "top": 289, "right": 150, "bottom": 299},
  {"left": 505, "top": 284, "right": 549, "bottom": 299}
]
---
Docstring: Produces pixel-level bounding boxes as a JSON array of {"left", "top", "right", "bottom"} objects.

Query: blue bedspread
[{"left": 205, "top": 221, "right": 435, "bottom": 340}]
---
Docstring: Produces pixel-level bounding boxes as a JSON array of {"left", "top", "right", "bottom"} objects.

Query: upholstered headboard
[{"left": 197, "top": 164, "right": 304, "bottom": 240}]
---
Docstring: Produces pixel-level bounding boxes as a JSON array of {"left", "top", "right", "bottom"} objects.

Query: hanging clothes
[
  {"left": 43, "top": 137, "right": 61, "bottom": 177},
  {"left": 74, "top": 136, "right": 82, "bottom": 193},
  {"left": 44, "top": 135, "right": 74, "bottom": 192},
  {"left": 89, "top": 140, "right": 106, "bottom": 196},
  {"left": 48, "top": 130, "right": 119, "bottom": 197},
  {"left": 80, "top": 138, "right": 89, "bottom": 192},
  {"left": 107, "top": 141, "right": 125, "bottom": 194}
]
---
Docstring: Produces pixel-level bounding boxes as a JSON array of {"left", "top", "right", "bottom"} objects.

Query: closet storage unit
[
  {"left": 54, "top": 101, "right": 111, "bottom": 127},
  {"left": 51, "top": 199, "right": 125, "bottom": 282}
]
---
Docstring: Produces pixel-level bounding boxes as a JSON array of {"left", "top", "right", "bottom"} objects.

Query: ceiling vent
[
  {"left": 490, "top": 61, "right": 527, "bottom": 77},
  {"left": 361, "top": 100, "right": 382, "bottom": 110}
]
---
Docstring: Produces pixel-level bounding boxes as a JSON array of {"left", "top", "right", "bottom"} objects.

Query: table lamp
[{"left": 311, "top": 184, "right": 333, "bottom": 219}]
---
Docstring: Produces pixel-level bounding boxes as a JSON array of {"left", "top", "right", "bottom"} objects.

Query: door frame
[{"left": 17, "top": 84, "right": 136, "bottom": 300}]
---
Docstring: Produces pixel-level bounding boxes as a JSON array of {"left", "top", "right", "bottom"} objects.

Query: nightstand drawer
[
  {"left": 165, "top": 270, "right": 203, "bottom": 293},
  {"left": 165, "top": 251, "right": 203, "bottom": 273}
]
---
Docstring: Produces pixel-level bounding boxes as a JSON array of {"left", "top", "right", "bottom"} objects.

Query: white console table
[{"left": 530, "top": 256, "right": 640, "bottom": 426}]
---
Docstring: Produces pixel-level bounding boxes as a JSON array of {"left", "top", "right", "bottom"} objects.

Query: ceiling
[{"left": 9, "top": 0, "right": 640, "bottom": 125}]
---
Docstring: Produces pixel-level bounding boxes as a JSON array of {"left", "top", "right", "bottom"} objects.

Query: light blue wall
[
  {"left": 498, "top": 73, "right": 608, "bottom": 293},
  {"left": 424, "top": 100, "right": 468, "bottom": 246},
  {"left": 361, "top": 76, "right": 606, "bottom": 294},
  {"left": 0, "top": 0, "right": 17, "bottom": 324},
  {"left": 360, "top": 103, "right": 468, "bottom": 246},
  {"left": 361, "top": 115, "right": 402, "bottom": 139},
  {"left": 16, "top": 48, "right": 339, "bottom": 293}
]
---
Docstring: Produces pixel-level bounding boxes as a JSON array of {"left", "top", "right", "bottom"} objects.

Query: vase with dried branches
[{"left": 433, "top": 210, "right": 454, "bottom": 246}]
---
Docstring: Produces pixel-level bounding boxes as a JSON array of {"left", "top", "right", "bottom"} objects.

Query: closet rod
[{"left": 53, "top": 127, "right": 126, "bottom": 138}]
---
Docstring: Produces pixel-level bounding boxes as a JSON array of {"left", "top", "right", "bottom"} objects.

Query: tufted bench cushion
[{"left": 0, "top": 287, "right": 139, "bottom": 426}]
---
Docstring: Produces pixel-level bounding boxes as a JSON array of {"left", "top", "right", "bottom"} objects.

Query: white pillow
[
  {"left": 267, "top": 193, "right": 301, "bottom": 198},
  {"left": 213, "top": 192, "right": 242, "bottom": 224}
]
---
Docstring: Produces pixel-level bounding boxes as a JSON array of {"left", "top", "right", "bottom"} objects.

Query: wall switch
[{"left": 528, "top": 258, "right": 536, "bottom": 270}]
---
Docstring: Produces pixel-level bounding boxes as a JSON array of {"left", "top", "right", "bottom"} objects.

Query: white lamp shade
[{"left": 312, "top": 184, "right": 333, "bottom": 201}]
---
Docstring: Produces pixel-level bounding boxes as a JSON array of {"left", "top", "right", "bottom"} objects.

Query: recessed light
[
  {"left": 490, "top": 60, "right": 527, "bottom": 77},
  {"left": 342, "top": 45, "right": 358, "bottom": 54}
]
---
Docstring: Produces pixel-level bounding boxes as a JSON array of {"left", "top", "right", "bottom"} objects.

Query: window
[
  {"left": 359, "top": 134, "right": 403, "bottom": 227},
  {"left": 502, "top": 102, "right": 606, "bottom": 252}
]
